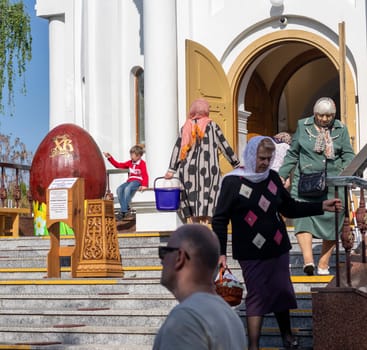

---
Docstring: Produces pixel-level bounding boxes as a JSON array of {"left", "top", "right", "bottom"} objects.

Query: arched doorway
[{"left": 228, "top": 30, "right": 357, "bottom": 150}]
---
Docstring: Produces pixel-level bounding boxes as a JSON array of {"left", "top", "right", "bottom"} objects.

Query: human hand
[
  {"left": 140, "top": 186, "right": 148, "bottom": 191},
  {"left": 164, "top": 171, "right": 174, "bottom": 179},
  {"left": 284, "top": 178, "right": 291, "bottom": 189},
  {"left": 322, "top": 198, "right": 343, "bottom": 212},
  {"left": 103, "top": 152, "right": 111, "bottom": 158},
  {"left": 218, "top": 255, "right": 227, "bottom": 268}
]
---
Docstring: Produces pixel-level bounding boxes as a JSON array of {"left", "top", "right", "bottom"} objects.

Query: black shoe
[
  {"left": 116, "top": 212, "right": 126, "bottom": 221},
  {"left": 124, "top": 211, "right": 135, "bottom": 220},
  {"left": 303, "top": 263, "right": 315, "bottom": 276},
  {"left": 283, "top": 336, "right": 299, "bottom": 349}
]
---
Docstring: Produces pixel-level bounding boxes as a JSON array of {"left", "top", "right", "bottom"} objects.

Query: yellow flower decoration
[{"left": 33, "top": 201, "right": 48, "bottom": 236}]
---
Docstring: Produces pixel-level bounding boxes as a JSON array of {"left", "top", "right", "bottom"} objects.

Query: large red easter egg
[{"left": 30, "top": 123, "right": 107, "bottom": 203}]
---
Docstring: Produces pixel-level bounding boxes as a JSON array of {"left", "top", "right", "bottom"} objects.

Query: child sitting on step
[{"left": 103, "top": 145, "right": 149, "bottom": 220}]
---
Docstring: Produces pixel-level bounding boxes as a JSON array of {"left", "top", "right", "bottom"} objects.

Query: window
[{"left": 134, "top": 68, "right": 145, "bottom": 145}]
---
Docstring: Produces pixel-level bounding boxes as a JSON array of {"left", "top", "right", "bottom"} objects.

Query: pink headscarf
[{"left": 180, "top": 99, "right": 212, "bottom": 160}]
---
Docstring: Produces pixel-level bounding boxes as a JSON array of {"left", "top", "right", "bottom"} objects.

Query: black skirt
[{"left": 239, "top": 252, "right": 297, "bottom": 316}]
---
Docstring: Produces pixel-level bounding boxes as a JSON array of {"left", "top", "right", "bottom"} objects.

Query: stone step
[
  {"left": 0, "top": 325, "right": 314, "bottom": 349},
  {"left": 0, "top": 263, "right": 336, "bottom": 295},
  {"left": 0, "top": 303, "right": 313, "bottom": 329},
  {"left": 0, "top": 228, "right": 331, "bottom": 349},
  {"left": 0, "top": 232, "right": 351, "bottom": 253},
  {"left": 0, "top": 292, "right": 177, "bottom": 310},
  {"left": 0, "top": 281, "right": 327, "bottom": 315},
  {"left": 259, "top": 327, "right": 313, "bottom": 348},
  {"left": 0, "top": 251, "right": 346, "bottom": 270},
  {"left": 0, "top": 278, "right": 171, "bottom": 295},
  {"left": 4, "top": 345, "right": 153, "bottom": 350},
  {"left": 0, "top": 325, "right": 158, "bottom": 346},
  {"left": 0, "top": 308, "right": 168, "bottom": 328},
  {"left": 28, "top": 346, "right": 153, "bottom": 350}
]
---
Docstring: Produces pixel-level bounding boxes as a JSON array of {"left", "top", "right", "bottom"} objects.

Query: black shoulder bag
[{"left": 298, "top": 158, "right": 327, "bottom": 198}]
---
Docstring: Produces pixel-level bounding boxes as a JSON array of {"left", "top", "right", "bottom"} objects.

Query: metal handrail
[{"left": 326, "top": 176, "right": 367, "bottom": 287}]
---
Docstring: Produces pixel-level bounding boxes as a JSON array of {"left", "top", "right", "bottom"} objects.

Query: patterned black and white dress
[{"left": 167, "top": 121, "right": 240, "bottom": 219}]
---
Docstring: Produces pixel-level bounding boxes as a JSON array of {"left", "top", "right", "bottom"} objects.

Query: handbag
[
  {"left": 215, "top": 266, "right": 244, "bottom": 306},
  {"left": 298, "top": 158, "right": 327, "bottom": 198}
]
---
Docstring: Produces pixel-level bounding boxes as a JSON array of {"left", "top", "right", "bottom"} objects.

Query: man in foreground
[{"left": 153, "top": 223, "right": 247, "bottom": 350}]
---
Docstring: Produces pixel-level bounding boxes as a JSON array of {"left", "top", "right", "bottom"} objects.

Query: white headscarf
[{"left": 226, "top": 136, "right": 275, "bottom": 183}]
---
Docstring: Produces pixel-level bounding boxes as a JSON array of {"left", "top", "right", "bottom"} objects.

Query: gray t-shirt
[{"left": 153, "top": 292, "right": 247, "bottom": 350}]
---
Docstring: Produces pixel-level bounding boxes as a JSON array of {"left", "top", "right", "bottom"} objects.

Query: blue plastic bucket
[{"left": 154, "top": 177, "right": 181, "bottom": 211}]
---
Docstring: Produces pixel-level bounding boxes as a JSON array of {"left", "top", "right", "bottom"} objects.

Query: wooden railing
[
  {"left": 105, "top": 168, "right": 128, "bottom": 201},
  {"left": 0, "top": 162, "right": 127, "bottom": 208},
  {"left": 0, "top": 162, "right": 32, "bottom": 236},
  {"left": 0, "top": 163, "right": 127, "bottom": 236},
  {"left": 0, "top": 162, "right": 32, "bottom": 209}
]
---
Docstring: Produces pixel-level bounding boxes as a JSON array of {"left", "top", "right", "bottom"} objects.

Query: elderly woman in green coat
[{"left": 278, "top": 97, "right": 355, "bottom": 276}]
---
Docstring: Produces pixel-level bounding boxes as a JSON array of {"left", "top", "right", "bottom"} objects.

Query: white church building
[{"left": 35, "top": 0, "right": 367, "bottom": 229}]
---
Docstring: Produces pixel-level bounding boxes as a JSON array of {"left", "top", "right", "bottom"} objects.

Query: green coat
[{"left": 278, "top": 116, "right": 355, "bottom": 240}]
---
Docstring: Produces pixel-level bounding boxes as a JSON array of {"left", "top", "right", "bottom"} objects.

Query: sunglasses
[{"left": 158, "top": 246, "right": 190, "bottom": 260}]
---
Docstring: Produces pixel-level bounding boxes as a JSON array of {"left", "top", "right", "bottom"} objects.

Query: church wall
[
  {"left": 175, "top": 0, "right": 367, "bottom": 147},
  {"left": 36, "top": 0, "right": 367, "bottom": 183}
]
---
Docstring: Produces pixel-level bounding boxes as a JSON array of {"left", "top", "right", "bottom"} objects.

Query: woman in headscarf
[
  {"left": 271, "top": 131, "right": 292, "bottom": 172},
  {"left": 212, "top": 136, "right": 342, "bottom": 350},
  {"left": 278, "top": 97, "right": 355, "bottom": 276},
  {"left": 165, "top": 98, "right": 240, "bottom": 224}
]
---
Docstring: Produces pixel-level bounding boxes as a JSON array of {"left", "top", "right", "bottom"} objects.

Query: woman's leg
[
  {"left": 246, "top": 315, "right": 263, "bottom": 350},
  {"left": 296, "top": 231, "right": 314, "bottom": 274},
  {"left": 318, "top": 239, "right": 336, "bottom": 270},
  {"left": 274, "top": 310, "right": 298, "bottom": 348}
]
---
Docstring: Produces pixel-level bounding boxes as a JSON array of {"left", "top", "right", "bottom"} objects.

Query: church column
[
  {"left": 238, "top": 110, "right": 252, "bottom": 164},
  {"left": 49, "top": 15, "right": 66, "bottom": 128},
  {"left": 143, "top": 0, "right": 178, "bottom": 183}
]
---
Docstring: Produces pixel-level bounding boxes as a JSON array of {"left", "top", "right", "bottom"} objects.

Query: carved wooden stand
[{"left": 75, "top": 199, "right": 123, "bottom": 277}]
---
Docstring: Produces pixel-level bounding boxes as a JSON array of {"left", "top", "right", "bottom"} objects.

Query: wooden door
[{"left": 186, "top": 39, "right": 236, "bottom": 174}]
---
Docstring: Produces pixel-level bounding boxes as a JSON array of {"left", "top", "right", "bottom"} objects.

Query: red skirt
[{"left": 238, "top": 252, "right": 297, "bottom": 316}]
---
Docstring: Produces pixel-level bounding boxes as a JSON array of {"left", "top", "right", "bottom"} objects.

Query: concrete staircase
[{"left": 0, "top": 228, "right": 341, "bottom": 350}]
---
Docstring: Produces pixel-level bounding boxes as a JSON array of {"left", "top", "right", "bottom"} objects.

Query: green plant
[{"left": 0, "top": 0, "right": 32, "bottom": 115}]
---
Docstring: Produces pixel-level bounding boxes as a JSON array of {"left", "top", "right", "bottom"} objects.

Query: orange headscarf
[{"left": 180, "top": 99, "right": 212, "bottom": 160}]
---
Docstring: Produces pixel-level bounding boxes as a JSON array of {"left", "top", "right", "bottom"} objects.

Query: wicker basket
[{"left": 215, "top": 266, "right": 244, "bottom": 306}]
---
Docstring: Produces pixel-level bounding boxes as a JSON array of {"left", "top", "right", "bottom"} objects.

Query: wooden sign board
[
  {"left": 47, "top": 177, "right": 84, "bottom": 229},
  {"left": 46, "top": 177, "right": 85, "bottom": 278}
]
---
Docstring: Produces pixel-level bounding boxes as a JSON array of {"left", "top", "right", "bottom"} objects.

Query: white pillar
[
  {"left": 49, "top": 15, "right": 66, "bottom": 129},
  {"left": 143, "top": 0, "right": 178, "bottom": 184},
  {"left": 238, "top": 110, "right": 252, "bottom": 164}
]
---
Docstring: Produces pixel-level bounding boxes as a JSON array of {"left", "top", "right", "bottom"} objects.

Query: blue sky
[{"left": 0, "top": 0, "right": 49, "bottom": 156}]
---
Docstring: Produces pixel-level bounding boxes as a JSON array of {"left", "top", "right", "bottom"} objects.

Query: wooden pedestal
[{"left": 76, "top": 199, "right": 123, "bottom": 277}]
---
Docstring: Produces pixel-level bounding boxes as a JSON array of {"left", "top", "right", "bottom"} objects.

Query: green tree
[{"left": 0, "top": 0, "right": 32, "bottom": 115}]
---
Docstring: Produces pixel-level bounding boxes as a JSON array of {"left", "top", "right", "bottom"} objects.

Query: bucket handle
[{"left": 154, "top": 176, "right": 181, "bottom": 189}]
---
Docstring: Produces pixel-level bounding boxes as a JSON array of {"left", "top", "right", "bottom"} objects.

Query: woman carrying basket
[
  {"left": 212, "top": 136, "right": 342, "bottom": 350},
  {"left": 164, "top": 98, "right": 240, "bottom": 224}
]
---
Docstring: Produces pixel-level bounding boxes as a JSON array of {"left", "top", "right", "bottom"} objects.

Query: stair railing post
[
  {"left": 13, "top": 168, "right": 21, "bottom": 208},
  {"left": 356, "top": 187, "right": 366, "bottom": 263},
  {"left": 341, "top": 185, "right": 354, "bottom": 287},
  {"left": 334, "top": 185, "right": 340, "bottom": 287},
  {"left": 0, "top": 166, "right": 7, "bottom": 207}
]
